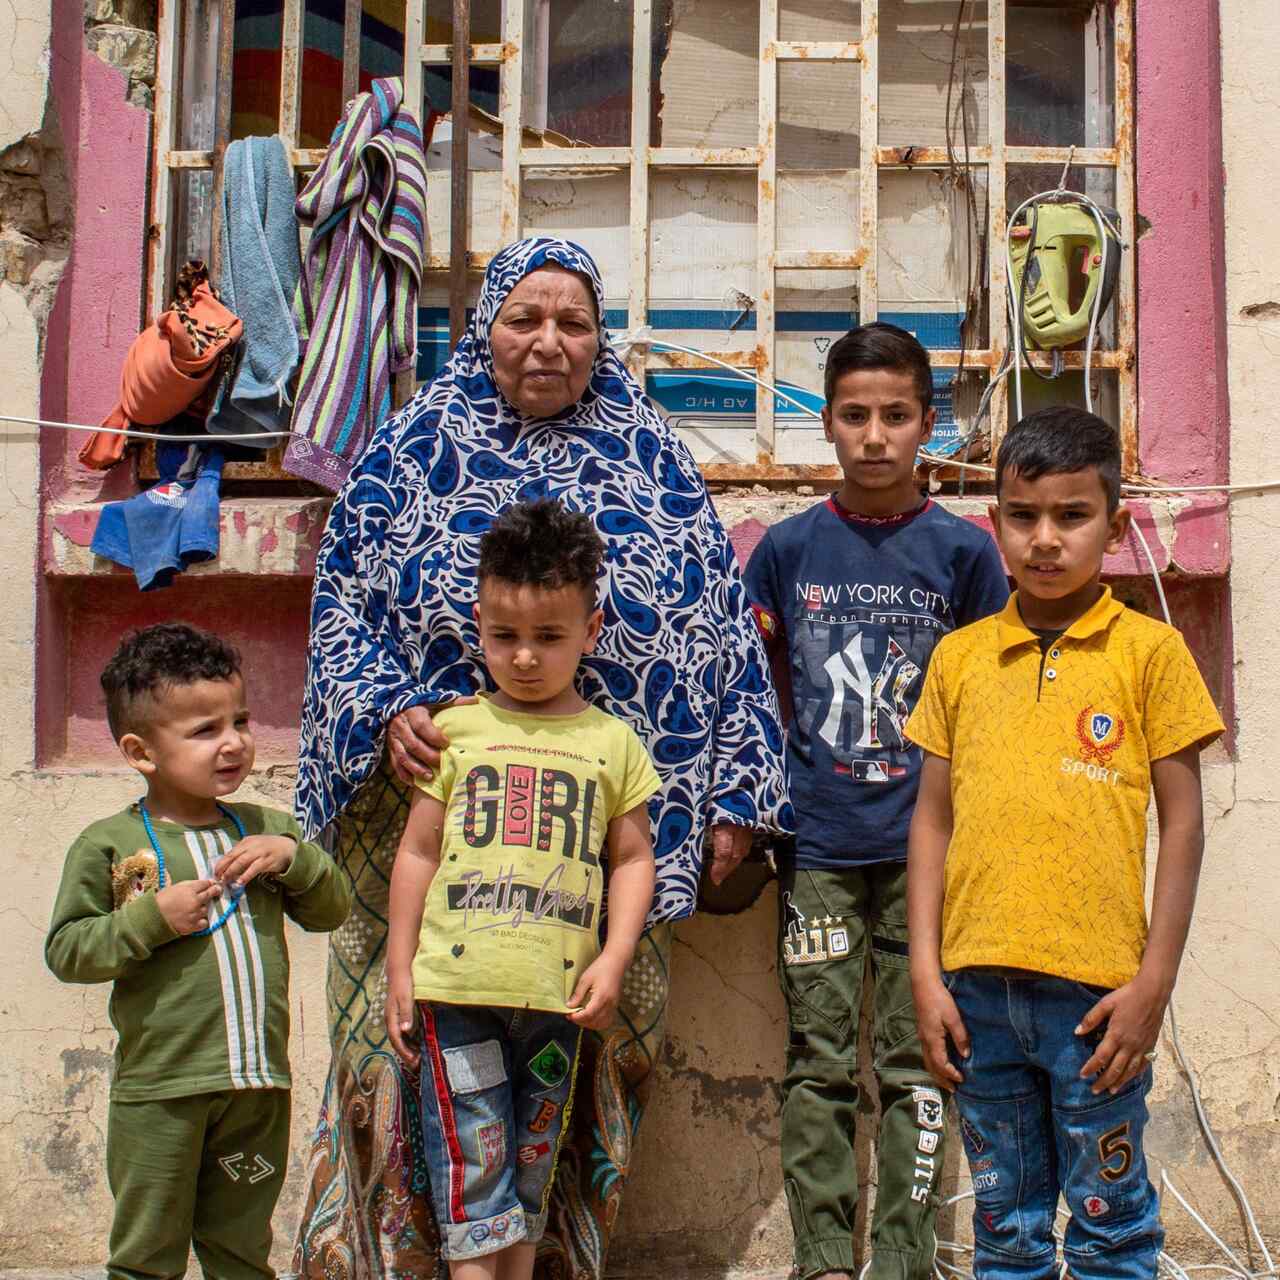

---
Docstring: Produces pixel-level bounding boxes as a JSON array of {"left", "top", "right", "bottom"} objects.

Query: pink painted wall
[
  {"left": 1134, "top": 0, "right": 1231, "bottom": 490},
  {"left": 37, "top": 1, "right": 165, "bottom": 764},
  {"left": 40, "top": 0, "right": 150, "bottom": 508}
]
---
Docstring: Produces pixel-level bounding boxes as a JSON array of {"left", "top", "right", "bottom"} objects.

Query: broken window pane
[
  {"left": 517, "top": 0, "right": 637, "bottom": 146},
  {"left": 522, "top": 169, "right": 630, "bottom": 303},
  {"left": 879, "top": 166, "right": 990, "bottom": 349},
  {"left": 778, "top": 60, "right": 859, "bottom": 168},
  {"left": 879, "top": 0, "right": 989, "bottom": 149},
  {"left": 1007, "top": 0, "right": 1115, "bottom": 148},
  {"left": 653, "top": 0, "right": 756, "bottom": 149},
  {"left": 780, "top": 0, "right": 858, "bottom": 41}
]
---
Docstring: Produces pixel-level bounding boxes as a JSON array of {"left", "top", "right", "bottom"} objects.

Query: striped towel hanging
[{"left": 285, "top": 76, "right": 427, "bottom": 491}]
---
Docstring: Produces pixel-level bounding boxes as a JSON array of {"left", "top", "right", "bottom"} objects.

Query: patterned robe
[{"left": 287, "top": 237, "right": 791, "bottom": 1278}]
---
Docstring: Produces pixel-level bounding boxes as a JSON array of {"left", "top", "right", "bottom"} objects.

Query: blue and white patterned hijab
[{"left": 296, "top": 236, "right": 792, "bottom": 921}]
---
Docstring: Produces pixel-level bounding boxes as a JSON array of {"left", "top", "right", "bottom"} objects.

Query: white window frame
[{"left": 148, "top": 0, "right": 1136, "bottom": 480}]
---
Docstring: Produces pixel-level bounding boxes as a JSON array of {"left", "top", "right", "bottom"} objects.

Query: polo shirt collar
[{"left": 996, "top": 586, "right": 1125, "bottom": 654}]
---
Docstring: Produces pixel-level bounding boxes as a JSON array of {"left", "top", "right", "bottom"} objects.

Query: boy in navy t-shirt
[{"left": 744, "top": 323, "right": 1008, "bottom": 1280}]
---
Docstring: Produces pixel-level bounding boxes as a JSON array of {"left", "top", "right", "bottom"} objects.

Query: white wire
[{"left": 0, "top": 412, "right": 292, "bottom": 443}]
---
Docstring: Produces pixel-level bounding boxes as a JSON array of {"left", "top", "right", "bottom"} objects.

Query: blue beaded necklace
[{"left": 139, "top": 798, "right": 247, "bottom": 938}]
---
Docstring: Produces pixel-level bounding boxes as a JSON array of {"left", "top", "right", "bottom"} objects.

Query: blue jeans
[
  {"left": 418, "top": 1002, "right": 581, "bottom": 1260},
  {"left": 944, "top": 970, "right": 1163, "bottom": 1280}
]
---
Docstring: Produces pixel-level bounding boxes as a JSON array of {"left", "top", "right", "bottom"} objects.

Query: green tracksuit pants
[
  {"left": 778, "top": 862, "right": 946, "bottom": 1280},
  {"left": 106, "top": 1088, "right": 290, "bottom": 1280}
]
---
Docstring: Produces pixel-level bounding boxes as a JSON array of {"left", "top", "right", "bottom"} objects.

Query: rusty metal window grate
[{"left": 149, "top": 0, "right": 1135, "bottom": 483}]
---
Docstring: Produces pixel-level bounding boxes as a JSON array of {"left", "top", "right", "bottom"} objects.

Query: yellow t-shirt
[
  {"left": 413, "top": 697, "right": 661, "bottom": 1012},
  {"left": 905, "top": 588, "right": 1224, "bottom": 988}
]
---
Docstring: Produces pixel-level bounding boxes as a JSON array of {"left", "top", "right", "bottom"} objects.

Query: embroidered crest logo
[{"left": 1075, "top": 705, "right": 1126, "bottom": 766}]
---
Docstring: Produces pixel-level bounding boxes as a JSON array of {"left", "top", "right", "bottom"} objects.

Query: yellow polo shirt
[{"left": 905, "top": 588, "right": 1224, "bottom": 988}]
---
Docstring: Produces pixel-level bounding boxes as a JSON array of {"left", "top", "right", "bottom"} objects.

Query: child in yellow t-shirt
[
  {"left": 385, "top": 498, "right": 660, "bottom": 1279},
  {"left": 905, "top": 407, "right": 1223, "bottom": 1280}
]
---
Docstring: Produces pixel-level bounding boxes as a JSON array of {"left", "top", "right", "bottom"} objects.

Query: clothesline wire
[{"left": 0, "top": 413, "right": 292, "bottom": 443}]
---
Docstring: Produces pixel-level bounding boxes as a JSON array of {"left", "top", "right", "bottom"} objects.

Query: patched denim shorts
[{"left": 418, "top": 1001, "right": 581, "bottom": 1260}]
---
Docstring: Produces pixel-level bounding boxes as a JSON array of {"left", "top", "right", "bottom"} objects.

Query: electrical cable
[{"left": 0, "top": 412, "right": 291, "bottom": 443}]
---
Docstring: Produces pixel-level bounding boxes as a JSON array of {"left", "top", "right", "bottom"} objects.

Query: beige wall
[{"left": 2, "top": 0, "right": 1278, "bottom": 1270}]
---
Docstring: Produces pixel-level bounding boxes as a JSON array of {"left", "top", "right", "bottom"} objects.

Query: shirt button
[
  {"left": 1050, "top": 648, "right": 1061, "bottom": 659},
  {"left": 1045, "top": 668, "right": 1057, "bottom": 680}
]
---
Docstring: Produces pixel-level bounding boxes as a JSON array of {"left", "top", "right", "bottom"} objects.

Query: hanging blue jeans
[
  {"left": 943, "top": 969, "right": 1162, "bottom": 1280},
  {"left": 91, "top": 444, "right": 224, "bottom": 590}
]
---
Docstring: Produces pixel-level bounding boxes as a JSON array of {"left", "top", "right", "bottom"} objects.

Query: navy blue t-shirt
[{"left": 744, "top": 497, "right": 1009, "bottom": 868}]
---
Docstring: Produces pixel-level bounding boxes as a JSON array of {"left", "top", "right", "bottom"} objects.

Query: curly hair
[
  {"left": 477, "top": 499, "right": 605, "bottom": 602},
  {"left": 101, "top": 623, "right": 242, "bottom": 741}
]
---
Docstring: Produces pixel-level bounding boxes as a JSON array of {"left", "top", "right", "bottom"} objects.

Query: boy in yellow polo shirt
[{"left": 905, "top": 406, "right": 1223, "bottom": 1280}]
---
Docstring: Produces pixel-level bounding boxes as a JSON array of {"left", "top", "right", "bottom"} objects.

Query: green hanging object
[{"left": 1009, "top": 201, "right": 1123, "bottom": 350}]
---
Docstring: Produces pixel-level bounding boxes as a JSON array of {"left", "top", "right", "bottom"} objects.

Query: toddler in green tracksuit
[{"left": 46, "top": 624, "right": 352, "bottom": 1280}]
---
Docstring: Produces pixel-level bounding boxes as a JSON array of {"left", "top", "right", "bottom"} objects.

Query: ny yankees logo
[{"left": 820, "top": 631, "right": 922, "bottom": 752}]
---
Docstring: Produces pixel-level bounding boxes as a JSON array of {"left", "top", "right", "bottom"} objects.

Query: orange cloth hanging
[{"left": 79, "top": 279, "right": 243, "bottom": 470}]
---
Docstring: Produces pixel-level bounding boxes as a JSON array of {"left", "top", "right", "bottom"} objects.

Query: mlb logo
[
  {"left": 828, "top": 927, "right": 850, "bottom": 957},
  {"left": 1091, "top": 713, "right": 1114, "bottom": 743}
]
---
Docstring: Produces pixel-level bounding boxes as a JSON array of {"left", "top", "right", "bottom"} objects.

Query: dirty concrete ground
[{"left": 0, "top": 1272, "right": 794, "bottom": 1280}]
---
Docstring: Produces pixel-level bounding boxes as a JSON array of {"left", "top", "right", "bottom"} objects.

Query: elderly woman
[{"left": 287, "top": 237, "right": 791, "bottom": 1279}]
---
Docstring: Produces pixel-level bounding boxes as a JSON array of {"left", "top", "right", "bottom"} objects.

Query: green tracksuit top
[{"left": 45, "top": 802, "right": 352, "bottom": 1103}]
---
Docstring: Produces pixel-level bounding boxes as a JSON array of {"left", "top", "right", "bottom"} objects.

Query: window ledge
[
  {"left": 937, "top": 495, "right": 1231, "bottom": 578},
  {"left": 717, "top": 493, "right": 1230, "bottom": 578},
  {"left": 44, "top": 492, "right": 1229, "bottom": 580},
  {"left": 45, "top": 497, "right": 334, "bottom": 578}
]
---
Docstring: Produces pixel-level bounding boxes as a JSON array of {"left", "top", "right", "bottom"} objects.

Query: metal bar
[
  {"left": 703, "top": 463, "right": 842, "bottom": 482},
  {"left": 986, "top": 0, "right": 1009, "bottom": 450},
  {"left": 772, "top": 40, "right": 861, "bottom": 61},
  {"left": 342, "top": 0, "right": 361, "bottom": 106},
  {"left": 1113, "top": 0, "right": 1138, "bottom": 474},
  {"left": 207, "top": 0, "right": 236, "bottom": 283},
  {"left": 931, "top": 348, "right": 1131, "bottom": 370},
  {"left": 649, "top": 146, "right": 760, "bottom": 167},
  {"left": 449, "top": 0, "right": 471, "bottom": 348},
  {"left": 857, "top": 1, "right": 878, "bottom": 323},
  {"left": 402, "top": 0, "right": 425, "bottom": 144},
  {"left": 146, "top": 0, "right": 181, "bottom": 320},
  {"left": 425, "top": 251, "right": 493, "bottom": 273},
  {"left": 279, "top": 0, "right": 304, "bottom": 149},
  {"left": 165, "top": 150, "right": 215, "bottom": 170},
  {"left": 520, "top": 146, "right": 632, "bottom": 167},
  {"left": 775, "top": 249, "right": 868, "bottom": 271},
  {"left": 498, "top": 0, "right": 524, "bottom": 243},
  {"left": 649, "top": 348, "right": 766, "bottom": 371},
  {"left": 627, "top": 0, "right": 653, "bottom": 378},
  {"left": 756, "top": 0, "right": 779, "bottom": 461},
  {"left": 394, "top": 0, "right": 425, "bottom": 406},
  {"left": 420, "top": 41, "right": 508, "bottom": 65},
  {"left": 1006, "top": 145, "right": 1118, "bottom": 166},
  {"left": 163, "top": 144, "right": 332, "bottom": 171},
  {"left": 873, "top": 145, "right": 1119, "bottom": 169}
]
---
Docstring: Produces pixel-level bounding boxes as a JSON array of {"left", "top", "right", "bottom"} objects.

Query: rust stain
[
  {"left": 653, "top": 348, "right": 765, "bottom": 372},
  {"left": 703, "top": 463, "right": 843, "bottom": 482},
  {"left": 760, "top": 179, "right": 774, "bottom": 201}
]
